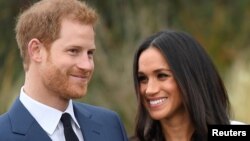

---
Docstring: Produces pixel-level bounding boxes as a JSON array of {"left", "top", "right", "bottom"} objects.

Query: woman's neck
[{"left": 160, "top": 111, "right": 194, "bottom": 141}]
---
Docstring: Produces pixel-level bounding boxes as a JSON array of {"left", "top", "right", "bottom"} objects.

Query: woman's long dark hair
[{"left": 132, "top": 30, "right": 231, "bottom": 141}]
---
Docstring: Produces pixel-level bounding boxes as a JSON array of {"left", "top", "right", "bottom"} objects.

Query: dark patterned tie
[{"left": 61, "top": 113, "right": 79, "bottom": 141}]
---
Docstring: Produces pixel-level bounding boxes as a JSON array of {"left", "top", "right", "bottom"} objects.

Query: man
[{"left": 0, "top": 0, "right": 128, "bottom": 141}]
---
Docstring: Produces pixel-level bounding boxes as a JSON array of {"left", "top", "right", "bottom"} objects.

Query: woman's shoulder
[{"left": 230, "top": 120, "right": 247, "bottom": 125}]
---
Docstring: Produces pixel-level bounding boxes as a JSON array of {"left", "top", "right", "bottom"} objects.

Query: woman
[{"left": 131, "top": 30, "right": 231, "bottom": 141}]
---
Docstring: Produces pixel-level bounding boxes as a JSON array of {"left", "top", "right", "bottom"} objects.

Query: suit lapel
[
  {"left": 8, "top": 98, "right": 52, "bottom": 141},
  {"left": 73, "top": 103, "right": 104, "bottom": 141}
]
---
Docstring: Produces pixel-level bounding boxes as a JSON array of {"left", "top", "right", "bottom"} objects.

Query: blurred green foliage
[{"left": 0, "top": 0, "right": 250, "bottom": 136}]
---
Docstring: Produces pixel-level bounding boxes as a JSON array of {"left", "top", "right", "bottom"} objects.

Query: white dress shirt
[{"left": 19, "top": 87, "right": 84, "bottom": 141}]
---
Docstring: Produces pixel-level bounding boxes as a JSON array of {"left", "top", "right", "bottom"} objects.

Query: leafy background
[{"left": 0, "top": 0, "right": 250, "bottom": 136}]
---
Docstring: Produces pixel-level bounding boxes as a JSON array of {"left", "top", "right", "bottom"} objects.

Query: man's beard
[{"left": 41, "top": 62, "right": 89, "bottom": 100}]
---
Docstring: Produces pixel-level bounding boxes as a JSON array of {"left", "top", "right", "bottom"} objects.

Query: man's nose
[{"left": 77, "top": 53, "right": 94, "bottom": 71}]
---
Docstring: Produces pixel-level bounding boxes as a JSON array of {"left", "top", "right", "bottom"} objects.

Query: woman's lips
[{"left": 147, "top": 97, "right": 168, "bottom": 107}]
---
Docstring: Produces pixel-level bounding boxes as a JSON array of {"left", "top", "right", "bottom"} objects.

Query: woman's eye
[
  {"left": 158, "top": 73, "right": 169, "bottom": 79},
  {"left": 138, "top": 75, "right": 148, "bottom": 83}
]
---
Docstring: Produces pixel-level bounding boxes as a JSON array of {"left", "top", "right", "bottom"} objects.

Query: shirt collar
[{"left": 19, "top": 87, "right": 81, "bottom": 135}]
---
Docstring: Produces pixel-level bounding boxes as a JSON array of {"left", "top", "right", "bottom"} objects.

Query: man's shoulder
[
  {"left": 0, "top": 112, "right": 9, "bottom": 124},
  {"left": 73, "top": 101, "right": 118, "bottom": 117},
  {"left": 73, "top": 101, "right": 123, "bottom": 126},
  {"left": 0, "top": 113, "right": 12, "bottom": 137}
]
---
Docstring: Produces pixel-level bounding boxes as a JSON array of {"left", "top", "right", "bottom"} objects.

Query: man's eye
[
  {"left": 68, "top": 49, "right": 79, "bottom": 54},
  {"left": 88, "top": 50, "right": 95, "bottom": 58}
]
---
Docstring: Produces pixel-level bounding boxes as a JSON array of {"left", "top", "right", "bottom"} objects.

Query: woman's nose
[{"left": 145, "top": 79, "right": 160, "bottom": 96}]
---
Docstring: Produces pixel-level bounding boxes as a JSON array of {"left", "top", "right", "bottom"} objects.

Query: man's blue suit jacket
[{"left": 0, "top": 98, "right": 129, "bottom": 141}]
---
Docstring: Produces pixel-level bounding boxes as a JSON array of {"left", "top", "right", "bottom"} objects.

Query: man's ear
[{"left": 27, "top": 38, "right": 44, "bottom": 62}]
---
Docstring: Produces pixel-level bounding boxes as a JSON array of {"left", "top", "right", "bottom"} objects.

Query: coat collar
[
  {"left": 8, "top": 98, "right": 52, "bottom": 141},
  {"left": 8, "top": 98, "right": 104, "bottom": 141},
  {"left": 73, "top": 102, "right": 104, "bottom": 140}
]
